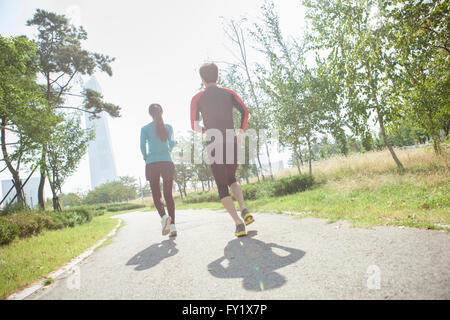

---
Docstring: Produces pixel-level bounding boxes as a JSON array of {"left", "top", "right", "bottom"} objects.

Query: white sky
[{"left": 0, "top": 0, "right": 306, "bottom": 196}]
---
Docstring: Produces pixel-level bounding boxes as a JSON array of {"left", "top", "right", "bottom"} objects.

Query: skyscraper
[{"left": 84, "top": 76, "right": 118, "bottom": 189}]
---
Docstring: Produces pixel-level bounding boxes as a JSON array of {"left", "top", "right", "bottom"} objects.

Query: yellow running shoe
[
  {"left": 235, "top": 223, "right": 247, "bottom": 237},
  {"left": 241, "top": 208, "right": 255, "bottom": 226}
]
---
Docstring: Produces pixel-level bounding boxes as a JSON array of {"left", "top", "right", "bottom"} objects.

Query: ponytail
[{"left": 149, "top": 104, "right": 169, "bottom": 142}]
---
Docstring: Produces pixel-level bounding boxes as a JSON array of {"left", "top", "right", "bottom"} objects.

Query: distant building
[
  {"left": 84, "top": 76, "right": 118, "bottom": 189},
  {"left": 1, "top": 177, "right": 42, "bottom": 208}
]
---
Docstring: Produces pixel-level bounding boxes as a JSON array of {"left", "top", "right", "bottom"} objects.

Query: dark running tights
[{"left": 145, "top": 161, "right": 175, "bottom": 224}]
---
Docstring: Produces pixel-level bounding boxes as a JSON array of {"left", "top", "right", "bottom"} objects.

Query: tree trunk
[
  {"left": 38, "top": 147, "right": 47, "bottom": 210},
  {"left": 176, "top": 182, "right": 184, "bottom": 200},
  {"left": 376, "top": 106, "right": 404, "bottom": 170},
  {"left": 367, "top": 63, "right": 404, "bottom": 169},
  {"left": 294, "top": 145, "right": 302, "bottom": 175},
  {"left": 427, "top": 108, "right": 442, "bottom": 154},
  {"left": 264, "top": 139, "right": 274, "bottom": 180},
  {"left": 256, "top": 134, "right": 265, "bottom": 181},
  {"left": 306, "top": 138, "right": 313, "bottom": 176},
  {"left": 255, "top": 164, "right": 261, "bottom": 183},
  {"left": 46, "top": 168, "right": 61, "bottom": 212},
  {"left": 243, "top": 164, "right": 250, "bottom": 184},
  {"left": 432, "top": 135, "right": 441, "bottom": 154},
  {"left": 0, "top": 118, "right": 25, "bottom": 206}
]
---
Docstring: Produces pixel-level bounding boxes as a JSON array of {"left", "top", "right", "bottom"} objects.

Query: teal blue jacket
[{"left": 140, "top": 122, "right": 176, "bottom": 164}]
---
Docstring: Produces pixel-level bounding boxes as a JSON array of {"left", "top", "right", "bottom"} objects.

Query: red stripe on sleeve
[
  {"left": 221, "top": 87, "right": 250, "bottom": 132},
  {"left": 190, "top": 90, "right": 205, "bottom": 133}
]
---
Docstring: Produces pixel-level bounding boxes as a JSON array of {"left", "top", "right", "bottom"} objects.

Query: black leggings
[
  {"left": 208, "top": 140, "right": 238, "bottom": 200},
  {"left": 145, "top": 161, "right": 175, "bottom": 223},
  {"left": 211, "top": 163, "right": 237, "bottom": 199}
]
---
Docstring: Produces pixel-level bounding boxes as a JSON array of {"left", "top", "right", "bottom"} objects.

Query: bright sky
[{"left": 0, "top": 0, "right": 306, "bottom": 196}]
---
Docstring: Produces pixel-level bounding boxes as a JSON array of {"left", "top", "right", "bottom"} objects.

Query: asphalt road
[{"left": 28, "top": 210, "right": 450, "bottom": 299}]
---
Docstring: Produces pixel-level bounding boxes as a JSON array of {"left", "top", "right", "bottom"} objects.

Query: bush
[
  {"left": 268, "top": 174, "right": 314, "bottom": 197},
  {"left": 183, "top": 192, "right": 219, "bottom": 204},
  {"left": 0, "top": 201, "right": 27, "bottom": 216},
  {"left": 71, "top": 203, "right": 145, "bottom": 214},
  {"left": 182, "top": 174, "right": 315, "bottom": 204},
  {"left": 241, "top": 183, "right": 269, "bottom": 200},
  {"left": 104, "top": 203, "right": 145, "bottom": 212},
  {"left": 0, "top": 207, "right": 96, "bottom": 245},
  {"left": 4, "top": 213, "right": 41, "bottom": 238},
  {"left": 0, "top": 219, "right": 19, "bottom": 245},
  {"left": 72, "top": 208, "right": 92, "bottom": 223}
]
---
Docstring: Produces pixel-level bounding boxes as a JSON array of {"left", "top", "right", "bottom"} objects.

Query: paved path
[{"left": 28, "top": 210, "right": 450, "bottom": 299}]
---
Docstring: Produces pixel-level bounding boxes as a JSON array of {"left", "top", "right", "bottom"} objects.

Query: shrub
[
  {"left": 4, "top": 213, "right": 41, "bottom": 238},
  {"left": 0, "top": 219, "right": 19, "bottom": 245},
  {"left": 183, "top": 192, "right": 219, "bottom": 203},
  {"left": 268, "top": 174, "right": 314, "bottom": 197},
  {"left": 72, "top": 208, "right": 92, "bottom": 223},
  {"left": 0, "top": 201, "right": 27, "bottom": 216},
  {"left": 241, "top": 183, "right": 269, "bottom": 200},
  {"left": 182, "top": 174, "right": 315, "bottom": 204},
  {"left": 104, "top": 203, "right": 145, "bottom": 212}
]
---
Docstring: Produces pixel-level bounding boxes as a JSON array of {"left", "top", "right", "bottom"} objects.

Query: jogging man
[{"left": 190, "top": 62, "right": 254, "bottom": 237}]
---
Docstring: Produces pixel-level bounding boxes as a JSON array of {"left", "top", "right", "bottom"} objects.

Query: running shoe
[
  {"left": 169, "top": 224, "right": 177, "bottom": 237},
  {"left": 235, "top": 223, "right": 247, "bottom": 237},
  {"left": 241, "top": 208, "right": 255, "bottom": 226},
  {"left": 161, "top": 215, "right": 172, "bottom": 236}
]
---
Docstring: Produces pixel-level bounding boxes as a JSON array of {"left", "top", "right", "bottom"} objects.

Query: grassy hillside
[{"left": 171, "top": 147, "right": 449, "bottom": 229}]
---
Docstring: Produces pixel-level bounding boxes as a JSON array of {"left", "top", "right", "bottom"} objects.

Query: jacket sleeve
[
  {"left": 190, "top": 92, "right": 206, "bottom": 133},
  {"left": 168, "top": 125, "right": 176, "bottom": 152},
  {"left": 140, "top": 128, "right": 147, "bottom": 161},
  {"left": 231, "top": 93, "right": 250, "bottom": 132},
  {"left": 221, "top": 87, "right": 250, "bottom": 132}
]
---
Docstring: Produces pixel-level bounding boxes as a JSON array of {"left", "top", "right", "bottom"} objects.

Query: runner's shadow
[
  {"left": 126, "top": 239, "right": 178, "bottom": 271},
  {"left": 207, "top": 231, "right": 305, "bottom": 291}
]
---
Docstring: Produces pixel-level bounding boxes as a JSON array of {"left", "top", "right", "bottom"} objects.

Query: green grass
[
  {"left": 94, "top": 219, "right": 126, "bottom": 251},
  {"left": 0, "top": 212, "right": 119, "bottom": 300},
  {"left": 175, "top": 178, "right": 450, "bottom": 230}
]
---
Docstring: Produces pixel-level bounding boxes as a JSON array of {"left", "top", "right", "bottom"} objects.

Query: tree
[
  {"left": 26, "top": 9, "right": 121, "bottom": 209},
  {"left": 303, "top": 0, "right": 405, "bottom": 169},
  {"left": 59, "top": 192, "right": 83, "bottom": 207},
  {"left": 387, "top": 0, "right": 449, "bottom": 154},
  {"left": 222, "top": 18, "right": 274, "bottom": 180},
  {"left": 46, "top": 116, "right": 94, "bottom": 211},
  {"left": 83, "top": 177, "right": 137, "bottom": 205},
  {"left": 0, "top": 35, "right": 55, "bottom": 207},
  {"left": 252, "top": 1, "right": 324, "bottom": 175}
]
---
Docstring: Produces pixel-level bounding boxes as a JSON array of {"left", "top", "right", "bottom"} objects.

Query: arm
[
  {"left": 221, "top": 87, "right": 250, "bottom": 132},
  {"left": 168, "top": 125, "right": 176, "bottom": 152},
  {"left": 231, "top": 93, "right": 249, "bottom": 132},
  {"left": 190, "top": 92, "right": 206, "bottom": 133},
  {"left": 140, "top": 128, "right": 147, "bottom": 161}
]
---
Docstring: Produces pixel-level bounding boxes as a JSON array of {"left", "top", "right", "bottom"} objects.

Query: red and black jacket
[{"left": 190, "top": 86, "right": 249, "bottom": 135}]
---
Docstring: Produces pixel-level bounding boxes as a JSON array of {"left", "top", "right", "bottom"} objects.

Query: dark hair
[
  {"left": 199, "top": 63, "right": 218, "bottom": 84},
  {"left": 148, "top": 104, "right": 169, "bottom": 142}
]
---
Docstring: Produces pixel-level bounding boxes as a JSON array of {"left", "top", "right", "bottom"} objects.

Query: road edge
[{"left": 7, "top": 217, "right": 123, "bottom": 300}]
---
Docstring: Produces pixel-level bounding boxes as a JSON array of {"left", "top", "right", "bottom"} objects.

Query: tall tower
[{"left": 84, "top": 76, "right": 118, "bottom": 189}]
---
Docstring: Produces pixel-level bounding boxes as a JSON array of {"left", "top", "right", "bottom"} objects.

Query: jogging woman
[{"left": 140, "top": 104, "right": 177, "bottom": 237}]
